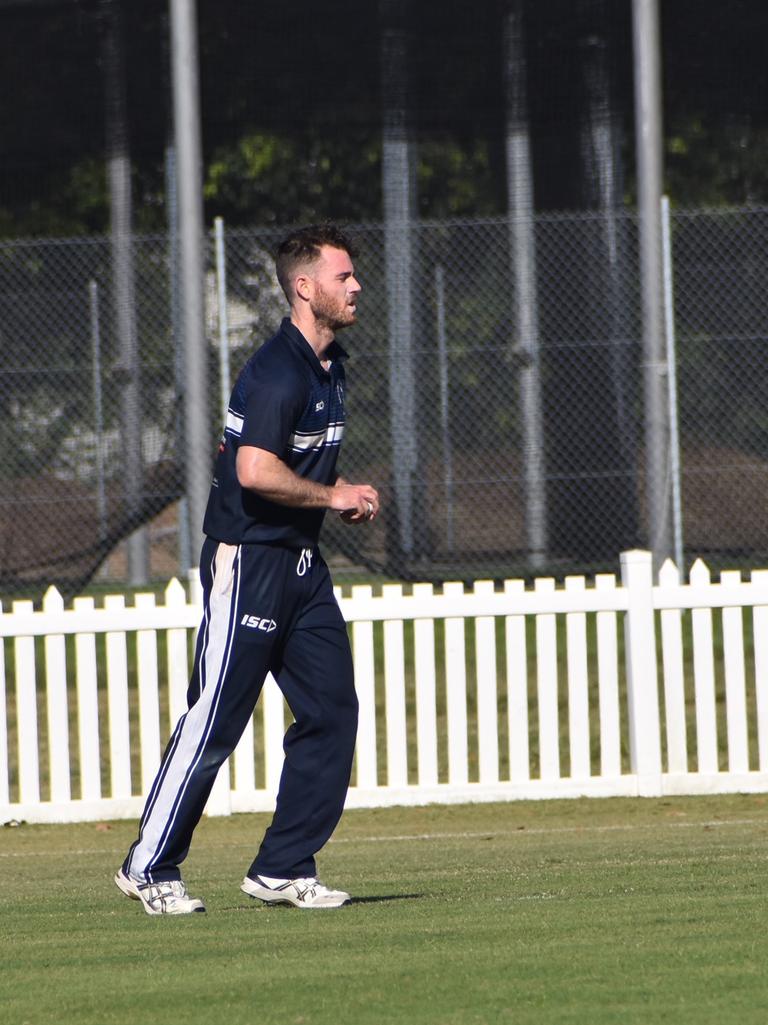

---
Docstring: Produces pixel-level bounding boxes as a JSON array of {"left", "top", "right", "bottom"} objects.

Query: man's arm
[{"left": 236, "top": 446, "right": 379, "bottom": 520}]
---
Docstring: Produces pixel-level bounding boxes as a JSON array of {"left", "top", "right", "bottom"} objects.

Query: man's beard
[{"left": 311, "top": 284, "right": 356, "bottom": 332}]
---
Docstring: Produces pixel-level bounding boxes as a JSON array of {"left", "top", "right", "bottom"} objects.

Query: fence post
[{"left": 620, "top": 549, "right": 663, "bottom": 794}]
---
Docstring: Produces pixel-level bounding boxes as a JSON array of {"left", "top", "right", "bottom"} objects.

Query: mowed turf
[{"left": 3, "top": 796, "right": 768, "bottom": 1025}]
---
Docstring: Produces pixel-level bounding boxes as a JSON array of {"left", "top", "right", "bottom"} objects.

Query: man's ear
[{"left": 294, "top": 273, "right": 312, "bottom": 302}]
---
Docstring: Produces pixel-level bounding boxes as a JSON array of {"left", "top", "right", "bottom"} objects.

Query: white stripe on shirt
[
  {"left": 289, "top": 422, "right": 345, "bottom": 451},
  {"left": 225, "top": 410, "right": 244, "bottom": 436}
]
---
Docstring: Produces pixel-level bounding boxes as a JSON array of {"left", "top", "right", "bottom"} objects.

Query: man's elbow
[
  {"left": 236, "top": 466, "right": 257, "bottom": 491},
  {"left": 236, "top": 451, "right": 271, "bottom": 492}
]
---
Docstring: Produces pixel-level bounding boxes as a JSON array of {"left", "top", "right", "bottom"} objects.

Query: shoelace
[
  {"left": 144, "top": 880, "right": 188, "bottom": 901},
  {"left": 291, "top": 878, "right": 316, "bottom": 894}
]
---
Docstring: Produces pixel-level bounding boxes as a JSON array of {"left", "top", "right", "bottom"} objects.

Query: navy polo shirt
[{"left": 203, "top": 318, "right": 348, "bottom": 549}]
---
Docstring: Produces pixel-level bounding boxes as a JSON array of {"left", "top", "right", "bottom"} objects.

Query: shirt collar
[{"left": 279, "top": 317, "right": 349, "bottom": 374}]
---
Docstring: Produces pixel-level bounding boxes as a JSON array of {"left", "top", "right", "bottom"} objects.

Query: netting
[
  {"left": 2, "top": 0, "right": 768, "bottom": 587},
  {"left": 0, "top": 235, "right": 185, "bottom": 586},
  {"left": 3, "top": 208, "right": 768, "bottom": 587}
]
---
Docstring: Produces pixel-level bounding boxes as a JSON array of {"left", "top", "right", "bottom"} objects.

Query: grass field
[{"left": 3, "top": 795, "right": 768, "bottom": 1025}]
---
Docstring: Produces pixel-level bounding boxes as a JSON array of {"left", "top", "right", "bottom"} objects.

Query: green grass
[{"left": 4, "top": 795, "right": 768, "bottom": 1024}]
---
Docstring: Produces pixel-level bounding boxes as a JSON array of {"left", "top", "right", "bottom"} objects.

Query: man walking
[{"left": 116, "top": 223, "right": 379, "bottom": 914}]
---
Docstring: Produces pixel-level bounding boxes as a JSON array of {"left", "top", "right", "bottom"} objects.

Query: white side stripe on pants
[{"left": 127, "top": 544, "right": 242, "bottom": 881}]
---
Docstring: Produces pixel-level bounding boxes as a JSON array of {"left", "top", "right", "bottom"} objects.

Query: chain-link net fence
[
  {"left": 2, "top": 206, "right": 768, "bottom": 590},
  {"left": 672, "top": 208, "right": 768, "bottom": 559},
  {"left": 0, "top": 234, "right": 185, "bottom": 588}
]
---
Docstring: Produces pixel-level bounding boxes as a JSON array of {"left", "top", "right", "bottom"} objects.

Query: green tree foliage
[
  {"left": 201, "top": 131, "right": 502, "bottom": 226},
  {"left": 203, "top": 132, "right": 382, "bottom": 226},
  {"left": 666, "top": 119, "right": 768, "bottom": 207}
]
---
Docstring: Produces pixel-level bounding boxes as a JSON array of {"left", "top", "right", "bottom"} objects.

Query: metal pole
[
  {"left": 381, "top": 0, "right": 418, "bottom": 564},
  {"left": 169, "top": 0, "right": 209, "bottom": 563},
  {"left": 166, "top": 143, "right": 191, "bottom": 576},
  {"left": 503, "top": 0, "right": 547, "bottom": 570},
  {"left": 89, "top": 280, "right": 107, "bottom": 543},
  {"left": 632, "top": 0, "right": 671, "bottom": 569},
  {"left": 434, "top": 265, "right": 454, "bottom": 553},
  {"left": 661, "top": 195, "right": 684, "bottom": 572},
  {"left": 103, "top": 0, "right": 148, "bottom": 584},
  {"left": 580, "top": 9, "right": 637, "bottom": 549},
  {"left": 214, "top": 216, "right": 231, "bottom": 426}
]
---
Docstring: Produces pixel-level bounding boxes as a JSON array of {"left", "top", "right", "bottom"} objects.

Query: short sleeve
[{"left": 239, "top": 371, "right": 307, "bottom": 456}]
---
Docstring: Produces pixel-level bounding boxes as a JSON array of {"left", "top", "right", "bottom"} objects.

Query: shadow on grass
[
  {"left": 226, "top": 893, "right": 424, "bottom": 911},
  {"left": 349, "top": 893, "right": 423, "bottom": 904}
]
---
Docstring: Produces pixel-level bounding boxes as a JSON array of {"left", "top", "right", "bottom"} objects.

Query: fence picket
[
  {"left": 0, "top": 600, "right": 8, "bottom": 806},
  {"left": 565, "top": 576, "right": 590, "bottom": 779},
  {"left": 134, "top": 593, "right": 161, "bottom": 794},
  {"left": 752, "top": 569, "right": 768, "bottom": 772},
  {"left": 658, "top": 560, "right": 688, "bottom": 774},
  {"left": 104, "top": 594, "right": 131, "bottom": 799},
  {"left": 443, "top": 582, "right": 469, "bottom": 785},
  {"left": 382, "top": 585, "right": 407, "bottom": 787},
  {"left": 474, "top": 581, "right": 499, "bottom": 784},
  {"left": 14, "top": 600, "right": 40, "bottom": 804},
  {"left": 262, "top": 673, "right": 285, "bottom": 793},
  {"left": 233, "top": 715, "right": 256, "bottom": 794},
  {"left": 594, "top": 574, "right": 621, "bottom": 777},
  {"left": 165, "top": 578, "right": 191, "bottom": 731},
  {"left": 621, "top": 550, "right": 662, "bottom": 789},
  {"left": 351, "top": 585, "right": 377, "bottom": 789},
  {"left": 690, "top": 560, "right": 719, "bottom": 773},
  {"left": 721, "top": 570, "right": 749, "bottom": 773},
  {"left": 73, "top": 597, "right": 100, "bottom": 801},
  {"left": 413, "top": 583, "right": 438, "bottom": 787},
  {"left": 535, "top": 578, "right": 559, "bottom": 781},
  {"left": 505, "top": 579, "right": 529, "bottom": 782},
  {"left": 43, "top": 587, "right": 71, "bottom": 803}
]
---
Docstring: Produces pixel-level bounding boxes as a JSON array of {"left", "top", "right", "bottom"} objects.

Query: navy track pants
[{"left": 123, "top": 537, "right": 358, "bottom": 883}]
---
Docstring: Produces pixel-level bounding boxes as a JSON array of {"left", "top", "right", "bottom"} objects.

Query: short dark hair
[{"left": 275, "top": 223, "right": 357, "bottom": 301}]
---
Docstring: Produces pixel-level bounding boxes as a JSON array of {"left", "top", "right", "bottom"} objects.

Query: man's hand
[{"left": 332, "top": 481, "right": 379, "bottom": 524}]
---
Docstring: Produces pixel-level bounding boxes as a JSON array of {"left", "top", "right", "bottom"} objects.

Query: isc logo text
[{"left": 240, "top": 615, "right": 277, "bottom": 632}]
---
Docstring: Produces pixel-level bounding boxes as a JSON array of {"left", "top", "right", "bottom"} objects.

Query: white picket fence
[{"left": 3, "top": 549, "right": 768, "bottom": 825}]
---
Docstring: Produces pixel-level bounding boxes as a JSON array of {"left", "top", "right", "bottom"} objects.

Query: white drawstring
[{"left": 296, "top": 547, "right": 313, "bottom": 577}]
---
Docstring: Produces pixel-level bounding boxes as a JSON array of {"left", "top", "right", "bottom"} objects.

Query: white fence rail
[{"left": 3, "top": 549, "right": 768, "bottom": 824}]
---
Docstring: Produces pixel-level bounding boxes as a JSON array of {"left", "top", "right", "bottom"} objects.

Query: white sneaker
[
  {"left": 241, "top": 874, "right": 350, "bottom": 909},
  {"left": 114, "top": 868, "right": 206, "bottom": 915}
]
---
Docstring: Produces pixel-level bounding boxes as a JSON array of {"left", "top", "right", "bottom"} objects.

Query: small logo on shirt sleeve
[{"left": 315, "top": 400, "right": 325, "bottom": 411}]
